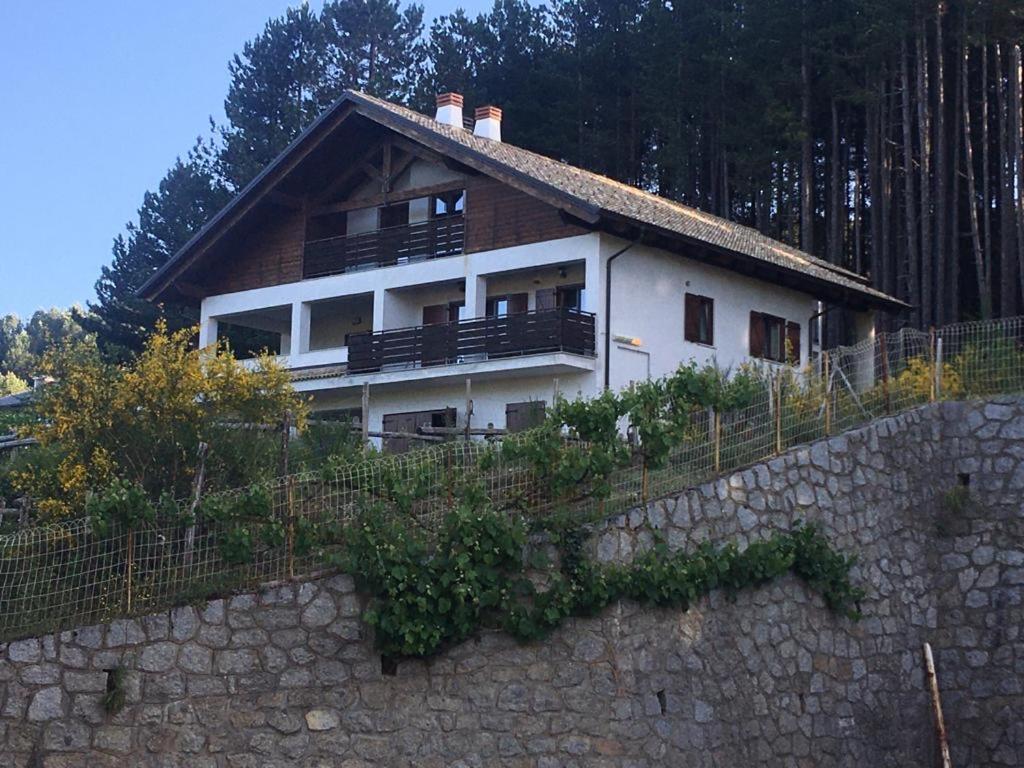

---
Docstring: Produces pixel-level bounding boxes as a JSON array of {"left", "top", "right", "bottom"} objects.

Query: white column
[
  {"left": 372, "top": 288, "right": 386, "bottom": 331},
  {"left": 198, "top": 311, "right": 218, "bottom": 351},
  {"left": 464, "top": 275, "right": 487, "bottom": 319},
  {"left": 583, "top": 252, "right": 601, "bottom": 314},
  {"left": 290, "top": 302, "right": 311, "bottom": 358}
]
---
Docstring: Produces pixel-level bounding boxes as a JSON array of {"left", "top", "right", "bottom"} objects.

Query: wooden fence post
[
  {"left": 823, "top": 351, "right": 832, "bottom": 437},
  {"left": 281, "top": 412, "right": 295, "bottom": 581},
  {"left": 125, "top": 529, "right": 134, "bottom": 614},
  {"left": 361, "top": 383, "right": 370, "bottom": 447},
  {"left": 713, "top": 410, "right": 721, "bottom": 473},
  {"left": 775, "top": 376, "right": 783, "bottom": 454},
  {"left": 929, "top": 327, "right": 937, "bottom": 402},
  {"left": 183, "top": 442, "right": 209, "bottom": 568},
  {"left": 464, "top": 378, "right": 473, "bottom": 442},
  {"left": 879, "top": 334, "right": 892, "bottom": 414},
  {"left": 935, "top": 334, "right": 944, "bottom": 400}
]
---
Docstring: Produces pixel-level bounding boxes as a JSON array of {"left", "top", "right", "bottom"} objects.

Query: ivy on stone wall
[{"left": 339, "top": 487, "right": 863, "bottom": 658}]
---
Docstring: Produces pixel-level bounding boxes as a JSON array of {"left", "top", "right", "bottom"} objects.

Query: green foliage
[
  {"left": 200, "top": 485, "right": 276, "bottom": 565},
  {"left": 85, "top": 479, "right": 158, "bottom": 536},
  {"left": 342, "top": 493, "right": 862, "bottom": 658}
]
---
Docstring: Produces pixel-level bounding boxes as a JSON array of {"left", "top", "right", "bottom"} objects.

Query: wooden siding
[
  {"left": 464, "top": 177, "right": 586, "bottom": 253},
  {"left": 202, "top": 210, "right": 305, "bottom": 295}
]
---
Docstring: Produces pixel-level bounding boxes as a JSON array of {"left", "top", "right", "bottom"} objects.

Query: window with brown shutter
[
  {"left": 749, "top": 311, "right": 765, "bottom": 357},
  {"left": 486, "top": 293, "right": 529, "bottom": 316},
  {"left": 506, "top": 401, "right": 546, "bottom": 433},
  {"left": 535, "top": 288, "right": 557, "bottom": 311},
  {"left": 786, "top": 321, "right": 801, "bottom": 363},
  {"left": 750, "top": 311, "right": 787, "bottom": 362},
  {"left": 685, "top": 294, "right": 714, "bottom": 345}
]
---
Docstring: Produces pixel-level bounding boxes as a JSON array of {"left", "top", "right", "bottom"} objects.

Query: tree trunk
[
  {"left": 963, "top": 44, "right": 992, "bottom": 319},
  {"left": 982, "top": 41, "right": 992, "bottom": 307},
  {"left": 902, "top": 42, "right": 921, "bottom": 325},
  {"left": 950, "top": 33, "right": 962, "bottom": 322},
  {"left": 1012, "top": 44, "right": 1024, "bottom": 305},
  {"left": 933, "top": 2, "right": 947, "bottom": 326},
  {"left": 997, "top": 44, "right": 1018, "bottom": 316},
  {"left": 800, "top": 5, "right": 814, "bottom": 254},
  {"left": 917, "top": 22, "right": 933, "bottom": 328}
]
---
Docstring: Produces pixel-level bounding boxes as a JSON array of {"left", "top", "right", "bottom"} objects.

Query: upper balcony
[
  {"left": 303, "top": 215, "right": 465, "bottom": 280},
  {"left": 346, "top": 306, "right": 596, "bottom": 374}
]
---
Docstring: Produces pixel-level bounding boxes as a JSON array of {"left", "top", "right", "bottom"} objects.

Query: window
[
  {"left": 431, "top": 190, "right": 465, "bottom": 218},
  {"left": 536, "top": 285, "right": 586, "bottom": 312},
  {"left": 486, "top": 293, "right": 528, "bottom": 317},
  {"left": 684, "top": 294, "right": 714, "bottom": 346},
  {"left": 422, "top": 302, "right": 464, "bottom": 325},
  {"left": 750, "top": 312, "right": 801, "bottom": 363}
]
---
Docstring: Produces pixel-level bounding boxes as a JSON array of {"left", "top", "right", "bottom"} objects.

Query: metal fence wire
[{"left": 2, "top": 316, "right": 1024, "bottom": 642}]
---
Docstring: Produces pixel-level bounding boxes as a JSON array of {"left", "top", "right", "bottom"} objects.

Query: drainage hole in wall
[
  {"left": 958, "top": 472, "right": 971, "bottom": 487},
  {"left": 656, "top": 690, "right": 666, "bottom": 715},
  {"left": 381, "top": 655, "right": 398, "bottom": 677}
]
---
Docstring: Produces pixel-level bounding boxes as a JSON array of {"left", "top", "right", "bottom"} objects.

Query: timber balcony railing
[
  {"left": 303, "top": 215, "right": 465, "bottom": 279},
  {"left": 347, "top": 307, "right": 597, "bottom": 374}
]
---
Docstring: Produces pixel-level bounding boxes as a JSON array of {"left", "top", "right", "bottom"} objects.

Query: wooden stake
[
  {"left": 880, "top": 334, "right": 892, "bottom": 414},
  {"left": 935, "top": 335, "right": 944, "bottom": 399},
  {"left": 923, "top": 642, "right": 953, "bottom": 768},
  {"left": 713, "top": 411, "right": 722, "bottom": 473},
  {"left": 823, "top": 352, "right": 832, "bottom": 437},
  {"left": 775, "top": 376, "right": 783, "bottom": 454},
  {"left": 281, "top": 412, "right": 295, "bottom": 580},
  {"left": 125, "top": 530, "right": 134, "bottom": 614},
  {"left": 361, "top": 382, "right": 370, "bottom": 447},
  {"left": 464, "top": 378, "right": 473, "bottom": 442},
  {"left": 929, "top": 327, "right": 937, "bottom": 402},
  {"left": 183, "top": 442, "right": 209, "bottom": 567}
]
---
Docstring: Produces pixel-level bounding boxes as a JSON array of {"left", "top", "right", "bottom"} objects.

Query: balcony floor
[{"left": 290, "top": 351, "right": 596, "bottom": 393}]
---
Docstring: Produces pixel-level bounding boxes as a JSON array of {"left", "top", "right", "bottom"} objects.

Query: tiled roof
[
  {"left": 141, "top": 89, "right": 904, "bottom": 311},
  {"left": 350, "top": 91, "right": 900, "bottom": 309}
]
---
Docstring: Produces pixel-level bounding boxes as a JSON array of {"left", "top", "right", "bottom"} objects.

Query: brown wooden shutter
[
  {"left": 422, "top": 304, "right": 447, "bottom": 325},
  {"left": 684, "top": 294, "right": 699, "bottom": 342},
  {"left": 705, "top": 298, "right": 714, "bottom": 345},
  {"left": 786, "top": 321, "right": 801, "bottom": 363},
  {"left": 506, "top": 401, "right": 546, "bottom": 433},
  {"left": 535, "top": 288, "right": 557, "bottom": 311},
  {"left": 508, "top": 293, "right": 529, "bottom": 314},
  {"left": 749, "top": 312, "right": 765, "bottom": 357}
]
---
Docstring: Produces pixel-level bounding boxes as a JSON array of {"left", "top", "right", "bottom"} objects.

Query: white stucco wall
[{"left": 601, "top": 237, "right": 820, "bottom": 393}]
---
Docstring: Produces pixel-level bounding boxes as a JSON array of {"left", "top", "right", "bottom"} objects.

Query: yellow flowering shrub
[
  {"left": 893, "top": 356, "right": 963, "bottom": 402},
  {"left": 12, "top": 322, "right": 308, "bottom": 518}
]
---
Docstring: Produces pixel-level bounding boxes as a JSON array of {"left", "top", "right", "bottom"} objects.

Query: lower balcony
[{"left": 346, "top": 307, "right": 596, "bottom": 374}]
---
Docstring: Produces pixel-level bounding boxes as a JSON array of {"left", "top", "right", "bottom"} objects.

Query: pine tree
[{"left": 78, "top": 149, "right": 230, "bottom": 362}]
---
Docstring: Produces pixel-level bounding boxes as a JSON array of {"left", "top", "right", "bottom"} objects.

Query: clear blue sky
[{"left": 0, "top": 0, "right": 491, "bottom": 321}]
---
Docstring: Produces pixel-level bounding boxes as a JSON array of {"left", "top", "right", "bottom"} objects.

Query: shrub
[{"left": 10, "top": 322, "right": 308, "bottom": 519}]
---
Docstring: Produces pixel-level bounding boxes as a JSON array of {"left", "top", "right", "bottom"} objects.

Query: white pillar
[
  {"left": 290, "top": 302, "right": 311, "bottom": 358},
  {"left": 198, "top": 313, "right": 218, "bottom": 351},
  {"left": 373, "top": 288, "right": 386, "bottom": 331},
  {"left": 464, "top": 275, "right": 487, "bottom": 319}
]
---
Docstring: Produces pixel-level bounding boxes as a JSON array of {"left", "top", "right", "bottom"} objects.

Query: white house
[{"left": 140, "top": 91, "right": 903, "bottom": 449}]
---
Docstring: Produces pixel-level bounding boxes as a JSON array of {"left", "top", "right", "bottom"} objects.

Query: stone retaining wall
[{"left": 1, "top": 398, "right": 1021, "bottom": 767}]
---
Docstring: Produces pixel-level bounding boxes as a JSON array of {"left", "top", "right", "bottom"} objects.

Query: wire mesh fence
[{"left": 2, "top": 315, "right": 1024, "bottom": 642}]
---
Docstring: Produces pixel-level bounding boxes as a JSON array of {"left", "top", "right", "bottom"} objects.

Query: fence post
[
  {"left": 774, "top": 376, "right": 783, "bottom": 454},
  {"left": 879, "top": 334, "right": 892, "bottom": 414},
  {"left": 823, "top": 351, "right": 832, "bottom": 437},
  {"left": 935, "top": 334, "right": 943, "bottom": 400},
  {"left": 929, "top": 327, "right": 937, "bottom": 402},
  {"left": 713, "top": 410, "right": 721, "bottom": 473},
  {"left": 361, "top": 382, "right": 370, "bottom": 448},
  {"left": 125, "top": 528, "right": 134, "bottom": 614},
  {"left": 281, "top": 411, "right": 295, "bottom": 581}
]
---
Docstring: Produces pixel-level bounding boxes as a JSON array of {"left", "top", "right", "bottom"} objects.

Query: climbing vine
[{"left": 340, "top": 491, "right": 863, "bottom": 658}]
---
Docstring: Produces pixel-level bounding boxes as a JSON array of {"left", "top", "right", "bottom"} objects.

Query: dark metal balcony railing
[
  {"left": 347, "top": 307, "right": 596, "bottom": 374},
  {"left": 303, "top": 215, "right": 465, "bottom": 279}
]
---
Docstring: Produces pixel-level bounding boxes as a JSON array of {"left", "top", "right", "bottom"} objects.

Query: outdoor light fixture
[{"left": 613, "top": 334, "right": 643, "bottom": 347}]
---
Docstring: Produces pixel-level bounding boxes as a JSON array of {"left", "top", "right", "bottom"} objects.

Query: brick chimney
[
  {"left": 435, "top": 93, "right": 464, "bottom": 128},
  {"left": 473, "top": 105, "right": 502, "bottom": 141}
]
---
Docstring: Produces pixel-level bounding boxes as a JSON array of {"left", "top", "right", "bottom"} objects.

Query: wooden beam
[
  {"left": 313, "top": 143, "right": 383, "bottom": 204},
  {"left": 310, "top": 180, "right": 467, "bottom": 217}
]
